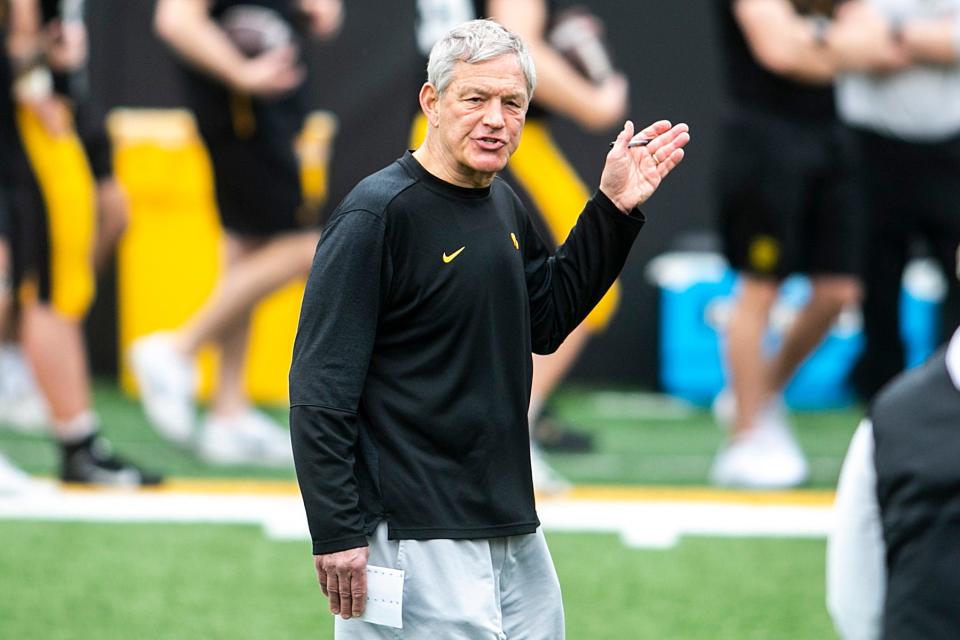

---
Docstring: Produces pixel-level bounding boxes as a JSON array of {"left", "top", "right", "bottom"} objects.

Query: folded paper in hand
[{"left": 357, "top": 565, "right": 404, "bottom": 629}]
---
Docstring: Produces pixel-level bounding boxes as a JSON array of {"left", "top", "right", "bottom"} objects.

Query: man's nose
[{"left": 481, "top": 98, "right": 505, "bottom": 128}]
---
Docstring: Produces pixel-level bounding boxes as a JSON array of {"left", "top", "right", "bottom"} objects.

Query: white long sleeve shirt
[{"left": 826, "top": 328, "right": 960, "bottom": 639}]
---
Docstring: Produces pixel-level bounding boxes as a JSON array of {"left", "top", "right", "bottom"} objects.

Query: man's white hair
[{"left": 426, "top": 19, "right": 536, "bottom": 99}]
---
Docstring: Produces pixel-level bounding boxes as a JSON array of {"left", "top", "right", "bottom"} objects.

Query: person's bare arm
[
  {"left": 829, "top": 1, "right": 911, "bottom": 73},
  {"left": 734, "top": 0, "right": 836, "bottom": 84},
  {"left": 153, "top": 0, "right": 302, "bottom": 96},
  {"left": 487, "top": 0, "right": 627, "bottom": 132},
  {"left": 6, "top": 0, "right": 71, "bottom": 134},
  {"left": 6, "top": 0, "right": 43, "bottom": 71},
  {"left": 899, "top": 16, "right": 960, "bottom": 65},
  {"left": 298, "top": 0, "right": 343, "bottom": 39}
]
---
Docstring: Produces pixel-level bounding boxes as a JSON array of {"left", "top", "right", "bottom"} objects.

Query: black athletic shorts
[
  {"left": 0, "top": 134, "right": 10, "bottom": 240},
  {"left": 717, "top": 107, "right": 864, "bottom": 279},
  {"left": 205, "top": 134, "right": 309, "bottom": 237},
  {"left": 196, "top": 94, "right": 316, "bottom": 238},
  {"left": 0, "top": 182, "right": 9, "bottom": 240},
  {"left": 0, "top": 112, "right": 13, "bottom": 241}
]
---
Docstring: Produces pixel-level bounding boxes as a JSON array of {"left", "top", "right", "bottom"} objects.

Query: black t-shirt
[
  {"left": 183, "top": 0, "right": 306, "bottom": 142},
  {"left": 290, "top": 152, "right": 644, "bottom": 554},
  {"left": 715, "top": 0, "right": 836, "bottom": 120}
]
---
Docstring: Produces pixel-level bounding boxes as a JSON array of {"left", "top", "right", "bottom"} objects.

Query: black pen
[{"left": 609, "top": 139, "right": 652, "bottom": 148}]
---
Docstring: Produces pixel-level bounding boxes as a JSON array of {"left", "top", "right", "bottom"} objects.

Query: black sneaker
[
  {"left": 532, "top": 411, "right": 595, "bottom": 453},
  {"left": 60, "top": 433, "right": 163, "bottom": 486}
]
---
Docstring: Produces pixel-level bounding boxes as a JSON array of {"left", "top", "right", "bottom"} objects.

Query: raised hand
[{"left": 599, "top": 119, "right": 690, "bottom": 213}]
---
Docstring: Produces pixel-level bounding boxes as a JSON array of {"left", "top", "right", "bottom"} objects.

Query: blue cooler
[{"left": 649, "top": 252, "right": 943, "bottom": 410}]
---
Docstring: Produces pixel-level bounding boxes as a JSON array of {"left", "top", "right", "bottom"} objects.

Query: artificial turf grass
[
  {"left": 0, "top": 382, "right": 864, "bottom": 488},
  {"left": 0, "top": 521, "right": 327, "bottom": 640},
  {"left": 0, "top": 521, "right": 836, "bottom": 640},
  {"left": 557, "top": 533, "right": 834, "bottom": 640}
]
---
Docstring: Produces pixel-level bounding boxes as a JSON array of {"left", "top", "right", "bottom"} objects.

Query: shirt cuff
[
  {"left": 312, "top": 535, "right": 370, "bottom": 556},
  {"left": 593, "top": 189, "right": 646, "bottom": 225}
]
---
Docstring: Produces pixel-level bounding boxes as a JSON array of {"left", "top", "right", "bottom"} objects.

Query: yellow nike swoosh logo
[{"left": 442, "top": 247, "right": 465, "bottom": 263}]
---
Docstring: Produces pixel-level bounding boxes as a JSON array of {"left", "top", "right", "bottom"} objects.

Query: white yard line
[{"left": 0, "top": 482, "right": 834, "bottom": 549}]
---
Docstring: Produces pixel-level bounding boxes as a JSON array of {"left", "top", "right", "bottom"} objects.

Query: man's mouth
[{"left": 474, "top": 136, "right": 506, "bottom": 150}]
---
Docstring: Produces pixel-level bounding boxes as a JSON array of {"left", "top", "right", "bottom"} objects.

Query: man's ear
[{"left": 419, "top": 82, "right": 440, "bottom": 127}]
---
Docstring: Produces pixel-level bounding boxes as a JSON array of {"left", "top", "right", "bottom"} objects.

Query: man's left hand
[{"left": 600, "top": 120, "right": 690, "bottom": 213}]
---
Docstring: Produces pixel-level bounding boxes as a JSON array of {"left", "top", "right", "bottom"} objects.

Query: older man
[{"left": 289, "top": 19, "right": 688, "bottom": 638}]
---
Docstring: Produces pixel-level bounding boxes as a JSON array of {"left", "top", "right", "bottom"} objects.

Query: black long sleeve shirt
[{"left": 290, "top": 152, "right": 644, "bottom": 555}]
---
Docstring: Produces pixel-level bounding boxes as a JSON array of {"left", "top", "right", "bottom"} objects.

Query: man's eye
[{"left": 465, "top": 96, "right": 483, "bottom": 103}]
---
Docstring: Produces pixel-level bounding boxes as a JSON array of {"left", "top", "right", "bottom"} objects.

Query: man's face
[{"left": 428, "top": 55, "right": 529, "bottom": 187}]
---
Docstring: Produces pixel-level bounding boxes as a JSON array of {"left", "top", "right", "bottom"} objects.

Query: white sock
[{"left": 55, "top": 410, "right": 97, "bottom": 444}]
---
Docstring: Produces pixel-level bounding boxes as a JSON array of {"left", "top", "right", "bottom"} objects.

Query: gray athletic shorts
[{"left": 335, "top": 523, "right": 564, "bottom": 639}]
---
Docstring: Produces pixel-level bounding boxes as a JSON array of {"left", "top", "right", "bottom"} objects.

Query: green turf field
[
  {"left": 0, "top": 382, "right": 865, "bottom": 486},
  {"left": 0, "top": 383, "right": 860, "bottom": 639},
  {"left": 0, "top": 522, "right": 835, "bottom": 640}
]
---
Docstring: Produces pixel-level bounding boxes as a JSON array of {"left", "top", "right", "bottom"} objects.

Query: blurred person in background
[
  {"left": 0, "top": 0, "right": 161, "bottom": 486},
  {"left": 414, "top": 0, "right": 630, "bottom": 494},
  {"left": 0, "top": 171, "right": 46, "bottom": 435},
  {"left": 710, "top": 0, "right": 909, "bottom": 489},
  {"left": 42, "top": 0, "right": 130, "bottom": 276},
  {"left": 839, "top": 0, "right": 960, "bottom": 402},
  {"left": 131, "top": 0, "right": 342, "bottom": 466},
  {"left": 289, "top": 18, "right": 688, "bottom": 635},
  {"left": 0, "top": 0, "right": 128, "bottom": 436},
  {"left": 827, "top": 247, "right": 960, "bottom": 640}
]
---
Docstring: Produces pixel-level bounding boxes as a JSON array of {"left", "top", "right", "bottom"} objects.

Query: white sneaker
[
  {"left": 0, "top": 346, "right": 49, "bottom": 433},
  {"left": 0, "top": 451, "right": 36, "bottom": 495},
  {"left": 197, "top": 409, "right": 293, "bottom": 467},
  {"left": 129, "top": 333, "right": 197, "bottom": 446},
  {"left": 530, "top": 445, "right": 572, "bottom": 496},
  {"left": 710, "top": 412, "right": 808, "bottom": 489}
]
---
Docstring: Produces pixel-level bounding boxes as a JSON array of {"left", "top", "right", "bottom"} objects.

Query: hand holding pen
[{"left": 609, "top": 138, "right": 651, "bottom": 148}]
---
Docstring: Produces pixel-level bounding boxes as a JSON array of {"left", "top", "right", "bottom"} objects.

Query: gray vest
[{"left": 871, "top": 348, "right": 960, "bottom": 639}]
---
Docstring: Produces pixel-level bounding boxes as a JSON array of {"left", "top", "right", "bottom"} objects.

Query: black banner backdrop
[{"left": 85, "top": 1, "right": 725, "bottom": 388}]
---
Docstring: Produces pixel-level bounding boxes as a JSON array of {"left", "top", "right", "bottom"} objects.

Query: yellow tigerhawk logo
[
  {"left": 748, "top": 235, "right": 780, "bottom": 273},
  {"left": 442, "top": 246, "right": 465, "bottom": 263},
  {"left": 510, "top": 232, "right": 519, "bottom": 250}
]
